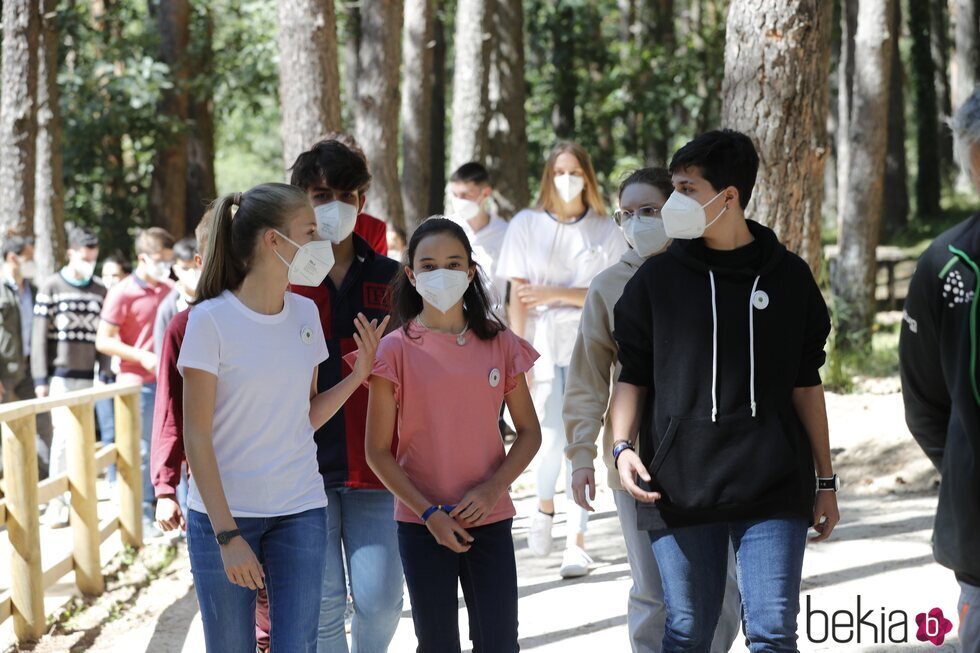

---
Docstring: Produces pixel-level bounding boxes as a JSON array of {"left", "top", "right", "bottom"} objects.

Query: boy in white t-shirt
[{"left": 448, "top": 162, "right": 509, "bottom": 315}]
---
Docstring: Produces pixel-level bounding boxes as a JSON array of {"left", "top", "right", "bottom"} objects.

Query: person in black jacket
[
  {"left": 611, "top": 130, "right": 840, "bottom": 652},
  {"left": 900, "top": 88, "right": 980, "bottom": 653}
]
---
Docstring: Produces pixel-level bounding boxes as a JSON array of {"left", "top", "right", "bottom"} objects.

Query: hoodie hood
[
  {"left": 667, "top": 219, "right": 787, "bottom": 278},
  {"left": 620, "top": 247, "right": 647, "bottom": 271}
]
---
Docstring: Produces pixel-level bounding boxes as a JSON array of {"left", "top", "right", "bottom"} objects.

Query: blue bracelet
[
  {"left": 421, "top": 504, "right": 457, "bottom": 522},
  {"left": 612, "top": 441, "right": 635, "bottom": 469}
]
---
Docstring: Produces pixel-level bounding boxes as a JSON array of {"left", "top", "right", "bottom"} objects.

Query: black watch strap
[
  {"left": 816, "top": 475, "right": 840, "bottom": 492},
  {"left": 216, "top": 528, "right": 242, "bottom": 546}
]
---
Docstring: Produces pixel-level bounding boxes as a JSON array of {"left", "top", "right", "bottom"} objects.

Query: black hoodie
[
  {"left": 614, "top": 220, "right": 831, "bottom": 531},
  {"left": 899, "top": 213, "right": 980, "bottom": 587}
]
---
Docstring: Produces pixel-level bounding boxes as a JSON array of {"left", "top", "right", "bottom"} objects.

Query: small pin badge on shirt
[
  {"left": 489, "top": 368, "right": 501, "bottom": 388},
  {"left": 301, "top": 326, "right": 314, "bottom": 344},
  {"left": 752, "top": 290, "right": 770, "bottom": 310}
]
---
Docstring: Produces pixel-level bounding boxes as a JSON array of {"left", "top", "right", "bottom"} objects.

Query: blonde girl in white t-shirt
[
  {"left": 497, "top": 142, "right": 627, "bottom": 579},
  {"left": 179, "top": 183, "right": 388, "bottom": 652}
]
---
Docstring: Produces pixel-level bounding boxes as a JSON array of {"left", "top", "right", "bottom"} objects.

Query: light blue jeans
[
  {"left": 652, "top": 517, "right": 808, "bottom": 653},
  {"left": 188, "top": 507, "right": 328, "bottom": 652},
  {"left": 317, "top": 488, "right": 403, "bottom": 653},
  {"left": 140, "top": 382, "right": 156, "bottom": 521}
]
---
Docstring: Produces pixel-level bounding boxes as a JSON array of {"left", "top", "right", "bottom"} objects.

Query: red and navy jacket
[{"left": 291, "top": 234, "right": 400, "bottom": 490}]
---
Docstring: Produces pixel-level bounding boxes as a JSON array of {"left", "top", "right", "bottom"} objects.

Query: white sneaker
[
  {"left": 527, "top": 511, "right": 554, "bottom": 557},
  {"left": 559, "top": 545, "right": 593, "bottom": 579}
]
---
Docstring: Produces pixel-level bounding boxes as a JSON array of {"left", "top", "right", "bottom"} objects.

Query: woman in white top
[
  {"left": 179, "top": 183, "right": 387, "bottom": 652},
  {"left": 497, "top": 142, "right": 627, "bottom": 578}
]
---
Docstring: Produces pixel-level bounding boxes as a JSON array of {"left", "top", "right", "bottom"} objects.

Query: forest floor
[{"left": 1, "top": 377, "right": 965, "bottom": 652}]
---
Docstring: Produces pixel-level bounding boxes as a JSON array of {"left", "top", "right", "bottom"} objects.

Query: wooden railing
[{"left": 0, "top": 382, "right": 143, "bottom": 643}]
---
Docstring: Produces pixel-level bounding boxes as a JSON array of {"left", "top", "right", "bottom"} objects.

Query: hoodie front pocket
[{"left": 649, "top": 412, "right": 797, "bottom": 511}]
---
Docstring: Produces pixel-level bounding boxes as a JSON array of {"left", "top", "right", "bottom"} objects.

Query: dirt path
[{"left": 3, "top": 386, "right": 963, "bottom": 652}]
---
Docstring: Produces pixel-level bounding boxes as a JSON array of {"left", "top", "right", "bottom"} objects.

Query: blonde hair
[
  {"left": 196, "top": 183, "right": 310, "bottom": 303},
  {"left": 535, "top": 141, "right": 608, "bottom": 217}
]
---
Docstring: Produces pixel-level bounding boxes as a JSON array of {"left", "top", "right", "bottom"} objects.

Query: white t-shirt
[
  {"left": 449, "top": 213, "right": 509, "bottom": 312},
  {"left": 497, "top": 208, "right": 626, "bottom": 372},
  {"left": 178, "top": 290, "right": 329, "bottom": 518}
]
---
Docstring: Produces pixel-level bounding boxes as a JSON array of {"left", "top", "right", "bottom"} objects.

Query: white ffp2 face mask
[
  {"left": 660, "top": 189, "right": 728, "bottom": 240},
  {"left": 450, "top": 195, "right": 482, "bottom": 221},
  {"left": 413, "top": 268, "right": 470, "bottom": 313},
  {"left": 622, "top": 216, "right": 669, "bottom": 258},
  {"left": 314, "top": 201, "right": 359, "bottom": 243},
  {"left": 274, "top": 231, "right": 335, "bottom": 287},
  {"left": 554, "top": 174, "right": 586, "bottom": 203}
]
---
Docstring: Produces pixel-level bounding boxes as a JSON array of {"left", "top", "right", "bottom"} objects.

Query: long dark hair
[
  {"left": 196, "top": 183, "right": 310, "bottom": 303},
  {"left": 392, "top": 217, "right": 505, "bottom": 341}
]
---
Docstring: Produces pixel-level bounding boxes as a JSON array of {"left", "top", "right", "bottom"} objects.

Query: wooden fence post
[
  {"left": 114, "top": 391, "right": 143, "bottom": 546},
  {"left": 1, "top": 414, "right": 45, "bottom": 641},
  {"left": 66, "top": 403, "right": 105, "bottom": 595}
]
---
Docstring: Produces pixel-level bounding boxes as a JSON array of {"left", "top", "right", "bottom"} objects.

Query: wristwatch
[
  {"left": 816, "top": 474, "right": 841, "bottom": 492},
  {"left": 215, "top": 529, "right": 242, "bottom": 546}
]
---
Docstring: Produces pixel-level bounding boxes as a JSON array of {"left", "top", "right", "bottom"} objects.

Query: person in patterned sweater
[{"left": 33, "top": 227, "right": 111, "bottom": 526}]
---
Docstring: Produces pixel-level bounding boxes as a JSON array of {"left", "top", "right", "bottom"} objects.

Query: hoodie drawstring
[
  {"left": 709, "top": 271, "right": 719, "bottom": 423},
  {"left": 749, "top": 275, "right": 760, "bottom": 418},
  {"left": 708, "top": 271, "right": 761, "bottom": 422}
]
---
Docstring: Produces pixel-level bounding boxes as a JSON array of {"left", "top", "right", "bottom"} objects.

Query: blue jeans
[
  {"left": 94, "top": 397, "right": 116, "bottom": 482},
  {"left": 317, "top": 488, "right": 403, "bottom": 653},
  {"left": 398, "top": 518, "right": 518, "bottom": 653},
  {"left": 188, "top": 507, "right": 328, "bottom": 652},
  {"left": 140, "top": 383, "right": 156, "bottom": 520},
  {"left": 651, "top": 517, "right": 808, "bottom": 653}
]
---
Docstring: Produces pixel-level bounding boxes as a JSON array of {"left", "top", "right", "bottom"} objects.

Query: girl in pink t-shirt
[{"left": 362, "top": 217, "right": 542, "bottom": 653}]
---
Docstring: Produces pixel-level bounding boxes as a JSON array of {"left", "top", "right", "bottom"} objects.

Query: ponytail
[{"left": 194, "top": 183, "right": 310, "bottom": 304}]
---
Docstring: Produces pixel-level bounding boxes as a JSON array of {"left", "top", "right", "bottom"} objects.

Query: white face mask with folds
[
  {"left": 450, "top": 195, "right": 482, "bottom": 221},
  {"left": 660, "top": 189, "right": 728, "bottom": 240},
  {"left": 554, "top": 173, "right": 586, "bottom": 203},
  {"left": 622, "top": 216, "right": 669, "bottom": 258},
  {"left": 314, "top": 201, "right": 359, "bottom": 243},
  {"left": 273, "top": 231, "right": 335, "bottom": 287},
  {"left": 413, "top": 268, "right": 470, "bottom": 313}
]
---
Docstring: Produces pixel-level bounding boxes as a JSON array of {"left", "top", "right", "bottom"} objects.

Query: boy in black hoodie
[
  {"left": 900, "top": 88, "right": 980, "bottom": 653},
  {"left": 611, "top": 130, "right": 839, "bottom": 652}
]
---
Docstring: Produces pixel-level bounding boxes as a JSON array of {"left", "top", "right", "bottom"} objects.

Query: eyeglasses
[{"left": 613, "top": 206, "right": 662, "bottom": 225}]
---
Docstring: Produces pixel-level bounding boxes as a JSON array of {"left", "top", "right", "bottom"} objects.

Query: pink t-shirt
[
  {"left": 100, "top": 274, "right": 174, "bottom": 384},
  {"left": 362, "top": 322, "right": 538, "bottom": 525}
]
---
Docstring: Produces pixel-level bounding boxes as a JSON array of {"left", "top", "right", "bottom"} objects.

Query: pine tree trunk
[
  {"left": 551, "top": 5, "right": 577, "bottom": 138},
  {"left": 931, "top": 0, "right": 954, "bottom": 176},
  {"left": 401, "top": 0, "right": 434, "bottom": 229},
  {"left": 833, "top": 0, "right": 895, "bottom": 353},
  {"left": 837, "top": 0, "right": 858, "bottom": 221},
  {"left": 487, "top": 0, "right": 529, "bottom": 218},
  {"left": 342, "top": 2, "right": 361, "bottom": 118},
  {"left": 34, "top": 0, "right": 66, "bottom": 278},
  {"left": 883, "top": 0, "right": 909, "bottom": 238},
  {"left": 427, "top": 7, "right": 447, "bottom": 217},
  {"left": 720, "top": 0, "right": 834, "bottom": 273},
  {"left": 276, "top": 0, "right": 342, "bottom": 173},
  {"left": 908, "top": 0, "right": 941, "bottom": 217},
  {"left": 185, "top": 4, "right": 217, "bottom": 227},
  {"left": 0, "top": 0, "right": 40, "bottom": 237},
  {"left": 149, "top": 0, "right": 190, "bottom": 236},
  {"left": 355, "top": 0, "right": 405, "bottom": 229},
  {"left": 646, "top": 0, "right": 674, "bottom": 166},
  {"left": 449, "top": 0, "right": 492, "bottom": 171}
]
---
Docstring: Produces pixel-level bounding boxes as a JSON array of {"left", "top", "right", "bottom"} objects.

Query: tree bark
[
  {"left": 951, "top": 0, "right": 980, "bottom": 110},
  {"left": 931, "top": 0, "right": 954, "bottom": 175},
  {"left": 401, "top": 0, "right": 434, "bottom": 229},
  {"left": 833, "top": 0, "right": 895, "bottom": 353},
  {"left": 551, "top": 5, "right": 577, "bottom": 138},
  {"left": 149, "top": 0, "right": 190, "bottom": 236},
  {"left": 837, "top": 0, "right": 858, "bottom": 221},
  {"left": 720, "top": 0, "right": 834, "bottom": 273},
  {"left": 34, "top": 0, "right": 66, "bottom": 278},
  {"left": 645, "top": 0, "right": 674, "bottom": 166},
  {"left": 449, "top": 0, "right": 492, "bottom": 171},
  {"left": 0, "top": 0, "right": 40, "bottom": 238},
  {"left": 355, "top": 0, "right": 405, "bottom": 229},
  {"left": 427, "top": 6, "right": 447, "bottom": 217},
  {"left": 185, "top": 4, "right": 217, "bottom": 229},
  {"left": 907, "top": 0, "right": 941, "bottom": 217},
  {"left": 276, "top": 0, "right": 342, "bottom": 173},
  {"left": 883, "top": 0, "right": 909, "bottom": 238},
  {"left": 487, "top": 0, "right": 529, "bottom": 217}
]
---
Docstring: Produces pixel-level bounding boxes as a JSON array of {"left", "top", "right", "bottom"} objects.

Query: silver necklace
[{"left": 416, "top": 316, "right": 468, "bottom": 345}]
